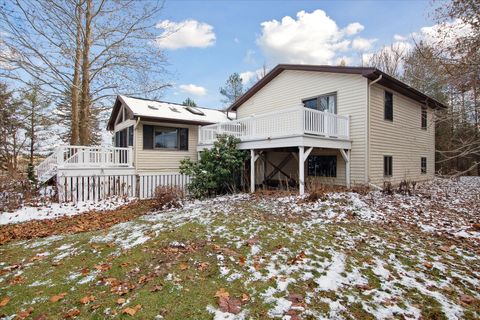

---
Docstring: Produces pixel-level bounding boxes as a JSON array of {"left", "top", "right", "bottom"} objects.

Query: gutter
[{"left": 366, "top": 74, "right": 382, "bottom": 184}]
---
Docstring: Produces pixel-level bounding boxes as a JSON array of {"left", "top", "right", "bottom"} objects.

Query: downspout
[
  {"left": 366, "top": 74, "right": 382, "bottom": 184},
  {"left": 133, "top": 117, "right": 141, "bottom": 170}
]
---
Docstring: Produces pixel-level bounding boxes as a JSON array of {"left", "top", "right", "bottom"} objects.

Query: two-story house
[
  {"left": 36, "top": 64, "right": 446, "bottom": 200},
  {"left": 199, "top": 64, "right": 445, "bottom": 194}
]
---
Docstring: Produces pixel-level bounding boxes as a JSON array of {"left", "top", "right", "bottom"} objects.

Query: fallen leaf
[
  {"left": 218, "top": 297, "right": 241, "bottom": 314},
  {"left": 16, "top": 307, "right": 34, "bottom": 320},
  {"left": 215, "top": 288, "right": 230, "bottom": 299},
  {"left": 150, "top": 285, "right": 163, "bottom": 292},
  {"left": 0, "top": 296, "right": 10, "bottom": 307},
  {"left": 122, "top": 304, "right": 142, "bottom": 316},
  {"left": 253, "top": 261, "right": 261, "bottom": 271},
  {"left": 287, "top": 293, "right": 303, "bottom": 303},
  {"left": 238, "top": 256, "right": 245, "bottom": 266},
  {"left": 94, "top": 263, "right": 111, "bottom": 272},
  {"left": 460, "top": 294, "right": 475, "bottom": 305},
  {"left": 241, "top": 293, "right": 250, "bottom": 302},
  {"left": 80, "top": 267, "right": 89, "bottom": 276},
  {"left": 33, "top": 314, "right": 48, "bottom": 320},
  {"left": 50, "top": 292, "right": 67, "bottom": 302},
  {"left": 422, "top": 262, "right": 433, "bottom": 269},
  {"left": 116, "top": 298, "right": 126, "bottom": 305},
  {"left": 179, "top": 262, "right": 188, "bottom": 270},
  {"left": 64, "top": 308, "right": 80, "bottom": 318},
  {"left": 197, "top": 262, "right": 209, "bottom": 271},
  {"left": 79, "top": 295, "right": 95, "bottom": 304}
]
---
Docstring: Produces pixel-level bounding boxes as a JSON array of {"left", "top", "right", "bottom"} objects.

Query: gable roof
[
  {"left": 107, "top": 95, "right": 231, "bottom": 130},
  {"left": 228, "top": 64, "right": 448, "bottom": 111}
]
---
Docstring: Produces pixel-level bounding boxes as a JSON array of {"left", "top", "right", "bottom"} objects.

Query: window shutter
[
  {"left": 143, "top": 125, "right": 154, "bottom": 149},
  {"left": 179, "top": 128, "right": 189, "bottom": 150}
]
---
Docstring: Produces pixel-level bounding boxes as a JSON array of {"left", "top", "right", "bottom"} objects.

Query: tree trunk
[
  {"left": 79, "top": 0, "right": 92, "bottom": 145},
  {"left": 70, "top": 0, "right": 82, "bottom": 145},
  {"left": 30, "top": 105, "right": 34, "bottom": 165}
]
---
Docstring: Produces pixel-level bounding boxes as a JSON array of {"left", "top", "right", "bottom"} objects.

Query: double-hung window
[
  {"left": 384, "top": 91, "right": 393, "bottom": 121},
  {"left": 384, "top": 156, "right": 393, "bottom": 177},
  {"left": 421, "top": 157, "right": 427, "bottom": 174},
  {"left": 143, "top": 125, "right": 188, "bottom": 151},
  {"left": 421, "top": 106, "right": 427, "bottom": 129}
]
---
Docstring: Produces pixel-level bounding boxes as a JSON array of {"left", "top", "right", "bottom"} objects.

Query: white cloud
[
  {"left": 256, "top": 9, "right": 375, "bottom": 65},
  {"left": 179, "top": 84, "right": 207, "bottom": 96},
  {"left": 155, "top": 19, "right": 215, "bottom": 49},
  {"left": 352, "top": 37, "right": 377, "bottom": 51},
  {"left": 343, "top": 22, "right": 364, "bottom": 36},
  {"left": 393, "top": 34, "right": 408, "bottom": 41},
  {"left": 240, "top": 68, "right": 268, "bottom": 85}
]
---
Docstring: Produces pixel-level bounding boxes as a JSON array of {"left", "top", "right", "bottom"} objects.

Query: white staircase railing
[
  {"left": 36, "top": 146, "right": 134, "bottom": 183},
  {"left": 198, "top": 107, "right": 350, "bottom": 145}
]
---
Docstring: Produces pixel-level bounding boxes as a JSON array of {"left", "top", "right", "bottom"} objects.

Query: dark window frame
[
  {"left": 307, "top": 155, "right": 337, "bottom": 177},
  {"left": 421, "top": 157, "right": 427, "bottom": 174},
  {"left": 421, "top": 106, "right": 427, "bottom": 130},
  {"left": 384, "top": 155, "right": 393, "bottom": 177},
  {"left": 114, "top": 126, "right": 134, "bottom": 148},
  {"left": 302, "top": 92, "right": 338, "bottom": 114},
  {"left": 142, "top": 124, "right": 188, "bottom": 151},
  {"left": 384, "top": 91, "right": 393, "bottom": 121}
]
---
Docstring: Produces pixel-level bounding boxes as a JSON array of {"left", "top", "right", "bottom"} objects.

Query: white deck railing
[
  {"left": 199, "top": 107, "right": 349, "bottom": 145},
  {"left": 36, "top": 146, "right": 133, "bottom": 183}
]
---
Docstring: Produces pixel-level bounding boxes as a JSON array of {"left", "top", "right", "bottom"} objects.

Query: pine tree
[{"left": 219, "top": 73, "right": 244, "bottom": 107}]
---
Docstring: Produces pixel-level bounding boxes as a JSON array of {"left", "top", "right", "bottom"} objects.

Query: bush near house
[{"left": 180, "top": 134, "right": 248, "bottom": 198}]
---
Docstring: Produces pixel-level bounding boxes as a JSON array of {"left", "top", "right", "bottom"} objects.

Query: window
[
  {"left": 421, "top": 106, "right": 427, "bottom": 129},
  {"left": 307, "top": 155, "right": 337, "bottom": 177},
  {"left": 384, "top": 156, "right": 393, "bottom": 177},
  {"left": 421, "top": 157, "right": 427, "bottom": 174},
  {"left": 143, "top": 125, "right": 188, "bottom": 151},
  {"left": 114, "top": 126, "right": 134, "bottom": 147},
  {"left": 302, "top": 93, "right": 337, "bottom": 113},
  {"left": 384, "top": 91, "right": 393, "bottom": 121}
]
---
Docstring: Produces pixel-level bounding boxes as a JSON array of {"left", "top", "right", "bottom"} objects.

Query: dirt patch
[{"left": 0, "top": 200, "right": 157, "bottom": 245}]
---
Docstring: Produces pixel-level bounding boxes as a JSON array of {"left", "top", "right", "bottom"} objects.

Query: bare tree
[
  {"left": 0, "top": 0, "right": 170, "bottom": 145},
  {"left": 365, "top": 43, "right": 407, "bottom": 78}
]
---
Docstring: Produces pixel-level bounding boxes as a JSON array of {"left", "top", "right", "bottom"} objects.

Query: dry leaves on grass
[
  {"left": 0, "top": 296, "right": 10, "bottom": 307},
  {"left": 64, "top": 308, "right": 80, "bottom": 318},
  {"left": 122, "top": 304, "right": 142, "bottom": 316},
  {"left": 79, "top": 295, "right": 95, "bottom": 304},
  {"left": 0, "top": 200, "right": 156, "bottom": 245},
  {"left": 15, "top": 307, "right": 34, "bottom": 319},
  {"left": 50, "top": 292, "right": 67, "bottom": 303},
  {"left": 215, "top": 288, "right": 245, "bottom": 315}
]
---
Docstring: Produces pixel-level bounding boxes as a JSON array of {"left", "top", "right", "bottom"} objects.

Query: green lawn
[{"left": 0, "top": 194, "right": 479, "bottom": 319}]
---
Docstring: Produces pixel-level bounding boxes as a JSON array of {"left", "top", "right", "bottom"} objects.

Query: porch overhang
[{"left": 197, "top": 134, "right": 351, "bottom": 151}]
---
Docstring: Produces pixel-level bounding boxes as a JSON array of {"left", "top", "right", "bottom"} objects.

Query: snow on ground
[
  {"left": 0, "top": 178, "right": 478, "bottom": 319},
  {"left": 0, "top": 197, "right": 133, "bottom": 225}
]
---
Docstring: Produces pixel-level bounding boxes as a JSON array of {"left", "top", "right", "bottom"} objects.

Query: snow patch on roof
[{"left": 119, "top": 95, "right": 231, "bottom": 124}]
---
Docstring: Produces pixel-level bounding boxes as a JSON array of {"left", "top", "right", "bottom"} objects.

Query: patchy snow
[{"left": 0, "top": 197, "right": 133, "bottom": 225}]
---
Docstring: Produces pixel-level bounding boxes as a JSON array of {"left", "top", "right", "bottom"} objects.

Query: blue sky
[{"left": 157, "top": 0, "right": 440, "bottom": 109}]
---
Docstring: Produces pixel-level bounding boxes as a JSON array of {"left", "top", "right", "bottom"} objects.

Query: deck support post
[
  {"left": 250, "top": 149, "right": 259, "bottom": 193},
  {"left": 298, "top": 147, "right": 304, "bottom": 195},
  {"left": 340, "top": 149, "right": 351, "bottom": 189},
  {"left": 298, "top": 146, "right": 313, "bottom": 195}
]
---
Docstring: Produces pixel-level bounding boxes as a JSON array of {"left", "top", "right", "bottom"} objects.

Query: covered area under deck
[{"left": 249, "top": 145, "right": 351, "bottom": 195}]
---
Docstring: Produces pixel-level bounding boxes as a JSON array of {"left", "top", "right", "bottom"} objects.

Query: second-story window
[
  {"left": 384, "top": 91, "right": 393, "bottom": 121},
  {"left": 303, "top": 93, "right": 337, "bottom": 114},
  {"left": 421, "top": 106, "right": 427, "bottom": 129}
]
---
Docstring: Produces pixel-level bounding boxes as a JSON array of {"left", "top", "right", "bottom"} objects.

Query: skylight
[
  {"left": 184, "top": 106, "right": 205, "bottom": 116},
  {"left": 169, "top": 106, "right": 181, "bottom": 113},
  {"left": 148, "top": 105, "right": 159, "bottom": 110}
]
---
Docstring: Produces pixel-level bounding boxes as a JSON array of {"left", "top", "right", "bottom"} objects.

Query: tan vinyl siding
[
  {"left": 368, "top": 84, "right": 435, "bottom": 186},
  {"left": 237, "top": 70, "right": 368, "bottom": 184},
  {"left": 134, "top": 120, "right": 198, "bottom": 173}
]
